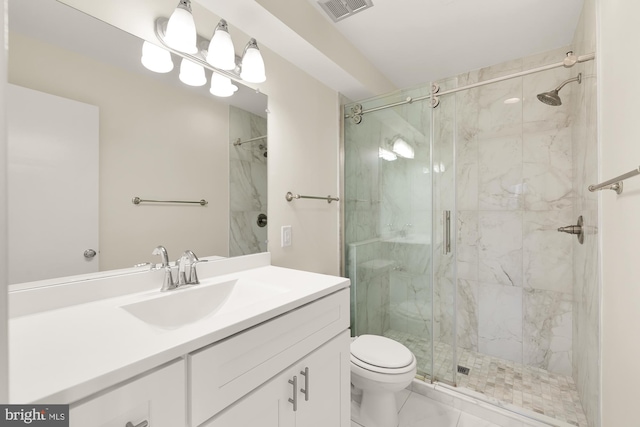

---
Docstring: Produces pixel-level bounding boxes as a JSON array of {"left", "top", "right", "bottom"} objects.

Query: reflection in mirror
[
  {"left": 7, "top": 0, "right": 268, "bottom": 286},
  {"left": 229, "top": 107, "right": 268, "bottom": 257}
]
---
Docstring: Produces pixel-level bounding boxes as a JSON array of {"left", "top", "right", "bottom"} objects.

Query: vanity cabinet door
[
  {"left": 201, "top": 331, "right": 350, "bottom": 427},
  {"left": 69, "top": 359, "right": 186, "bottom": 427},
  {"left": 293, "top": 330, "right": 350, "bottom": 427},
  {"left": 200, "top": 370, "right": 296, "bottom": 427},
  {"left": 189, "top": 289, "right": 349, "bottom": 425}
]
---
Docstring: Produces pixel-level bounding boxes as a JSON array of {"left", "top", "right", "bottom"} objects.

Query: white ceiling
[
  {"left": 306, "top": 0, "right": 585, "bottom": 89},
  {"left": 199, "top": 0, "right": 584, "bottom": 101}
]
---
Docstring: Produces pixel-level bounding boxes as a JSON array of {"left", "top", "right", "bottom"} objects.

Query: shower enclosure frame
[{"left": 341, "top": 48, "right": 597, "bottom": 426}]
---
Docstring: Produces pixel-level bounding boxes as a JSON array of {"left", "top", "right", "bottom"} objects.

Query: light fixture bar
[{"left": 154, "top": 18, "right": 243, "bottom": 83}]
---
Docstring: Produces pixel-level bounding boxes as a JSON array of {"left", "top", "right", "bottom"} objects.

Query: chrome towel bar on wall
[
  {"left": 588, "top": 165, "right": 640, "bottom": 194},
  {"left": 233, "top": 135, "right": 267, "bottom": 146},
  {"left": 285, "top": 192, "right": 339, "bottom": 204},
  {"left": 132, "top": 197, "right": 208, "bottom": 206}
]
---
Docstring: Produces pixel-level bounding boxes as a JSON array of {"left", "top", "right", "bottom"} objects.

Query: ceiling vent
[{"left": 317, "top": 0, "right": 374, "bottom": 22}]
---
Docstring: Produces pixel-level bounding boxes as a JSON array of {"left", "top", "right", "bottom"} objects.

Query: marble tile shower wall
[
  {"left": 448, "top": 47, "right": 577, "bottom": 376},
  {"left": 229, "top": 106, "right": 268, "bottom": 257}
]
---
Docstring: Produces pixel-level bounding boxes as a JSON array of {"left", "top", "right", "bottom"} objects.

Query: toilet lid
[{"left": 351, "top": 335, "right": 414, "bottom": 369}]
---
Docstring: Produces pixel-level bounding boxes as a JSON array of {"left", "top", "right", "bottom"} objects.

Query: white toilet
[{"left": 350, "top": 334, "right": 417, "bottom": 427}]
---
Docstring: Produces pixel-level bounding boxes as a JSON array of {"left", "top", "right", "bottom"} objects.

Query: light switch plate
[{"left": 281, "top": 225, "right": 292, "bottom": 247}]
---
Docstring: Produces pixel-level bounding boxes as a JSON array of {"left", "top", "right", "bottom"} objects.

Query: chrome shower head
[
  {"left": 537, "top": 90, "right": 563, "bottom": 106},
  {"left": 537, "top": 73, "right": 582, "bottom": 107}
]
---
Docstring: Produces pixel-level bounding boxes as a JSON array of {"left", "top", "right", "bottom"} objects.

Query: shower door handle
[{"left": 443, "top": 210, "right": 451, "bottom": 254}]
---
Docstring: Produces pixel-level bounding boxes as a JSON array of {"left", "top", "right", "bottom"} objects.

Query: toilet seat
[{"left": 351, "top": 335, "right": 415, "bottom": 374}]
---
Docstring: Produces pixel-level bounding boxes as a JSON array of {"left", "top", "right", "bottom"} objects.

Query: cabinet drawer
[
  {"left": 189, "top": 289, "right": 349, "bottom": 426},
  {"left": 70, "top": 359, "right": 186, "bottom": 427}
]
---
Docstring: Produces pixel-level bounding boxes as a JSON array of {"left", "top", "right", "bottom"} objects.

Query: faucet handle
[
  {"left": 180, "top": 250, "right": 204, "bottom": 285},
  {"left": 176, "top": 257, "right": 188, "bottom": 286},
  {"left": 186, "top": 250, "right": 200, "bottom": 284},
  {"left": 189, "top": 263, "right": 200, "bottom": 285},
  {"left": 175, "top": 250, "right": 203, "bottom": 285},
  {"left": 160, "top": 266, "right": 177, "bottom": 292}
]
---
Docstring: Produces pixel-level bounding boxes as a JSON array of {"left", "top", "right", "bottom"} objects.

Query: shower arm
[{"left": 554, "top": 73, "right": 582, "bottom": 92}]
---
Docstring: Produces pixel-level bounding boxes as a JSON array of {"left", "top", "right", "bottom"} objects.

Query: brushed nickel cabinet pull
[
  {"left": 288, "top": 375, "right": 298, "bottom": 411},
  {"left": 300, "top": 367, "right": 310, "bottom": 401}
]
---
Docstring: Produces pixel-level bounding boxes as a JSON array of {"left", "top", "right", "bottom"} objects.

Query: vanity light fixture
[
  {"left": 164, "top": 0, "right": 198, "bottom": 54},
  {"left": 210, "top": 73, "right": 238, "bottom": 97},
  {"left": 179, "top": 58, "right": 207, "bottom": 86},
  {"left": 206, "top": 19, "right": 236, "bottom": 71},
  {"left": 141, "top": 41, "right": 174, "bottom": 73},
  {"left": 240, "top": 39, "right": 266, "bottom": 83},
  {"left": 151, "top": 0, "right": 267, "bottom": 91},
  {"left": 391, "top": 137, "right": 414, "bottom": 159}
]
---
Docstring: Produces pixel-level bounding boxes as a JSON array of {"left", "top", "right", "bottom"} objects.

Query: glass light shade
[
  {"left": 206, "top": 20, "right": 236, "bottom": 71},
  {"left": 141, "top": 41, "right": 174, "bottom": 73},
  {"left": 209, "top": 73, "right": 238, "bottom": 97},
  {"left": 179, "top": 59, "right": 206, "bottom": 86},
  {"left": 378, "top": 147, "right": 397, "bottom": 162},
  {"left": 392, "top": 138, "right": 414, "bottom": 159},
  {"left": 164, "top": 1, "right": 198, "bottom": 54},
  {"left": 240, "top": 39, "right": 266, "bottom": 83}
]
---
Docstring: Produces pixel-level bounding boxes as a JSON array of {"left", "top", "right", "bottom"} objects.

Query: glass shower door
[
  {"left": 430, "top": 82, "right": 458, "bottom": 385},
  {"left": 344, "top": 86, "right": 434, "bottom": 379}
]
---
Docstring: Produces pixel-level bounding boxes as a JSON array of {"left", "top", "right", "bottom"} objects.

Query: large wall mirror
[{"left": 7, "top": 0, "right": 268, "bottom": 286}]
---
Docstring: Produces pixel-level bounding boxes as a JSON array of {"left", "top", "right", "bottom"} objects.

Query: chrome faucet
[
  {"left": 152, "top": 246, "right": 204, "bottom": 291},
  {"left": 176, "top": 250, "right": 201, "bottom": 286},
  {"left": 152, "top": 246, "right": 177, "bottom": 292}
]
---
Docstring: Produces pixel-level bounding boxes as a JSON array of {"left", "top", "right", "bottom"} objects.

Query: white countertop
[{"left": 9, "top": 254, "right": 350, "bottom": 404}]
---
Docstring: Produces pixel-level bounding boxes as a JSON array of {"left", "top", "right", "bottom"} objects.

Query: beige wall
[
  {"left": 599, "top": 0, "right": 640, "bottom": 425},
  {"left": 0, "top": 0, "right": 8, "bottom": 403},
  {"left": 255, "top": 0, "right": 396, "bottom": 98},
  {"left": 58, "top": 0, "right": 343, "bottom": 275},
  {"left": 264, "top": 51, "right": 341, "bottom": 274},
  {"left": 9, "top": 33, "right": 230, "bottom": 270}
]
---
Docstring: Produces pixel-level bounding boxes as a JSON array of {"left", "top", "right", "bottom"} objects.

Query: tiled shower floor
[{"left": 383, "top": 329, "right": 589, "bottom": 427}]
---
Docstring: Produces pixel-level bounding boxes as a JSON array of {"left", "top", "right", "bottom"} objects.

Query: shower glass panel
[{"left": 345, "top": 84, "right": 451, "bottom": 381}]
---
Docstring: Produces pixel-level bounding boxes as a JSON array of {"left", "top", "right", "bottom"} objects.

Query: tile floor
[
  {"left": 352, "top": 389, "right": 502, "bottom": 427},
  {"left": 383, "top": 329, "right": 588, "bottom": 427}
]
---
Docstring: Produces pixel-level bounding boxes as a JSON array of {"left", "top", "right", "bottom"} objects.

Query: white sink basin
[{"left": 121, "top": 278, "right": 288, "bottom": 329}]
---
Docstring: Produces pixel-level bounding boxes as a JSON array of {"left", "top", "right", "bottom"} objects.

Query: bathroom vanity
[{"left": 9, "top": 253, "right": 351, "bottom": 427}]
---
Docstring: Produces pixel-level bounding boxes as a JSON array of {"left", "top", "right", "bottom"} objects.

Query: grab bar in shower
[
  {"left": 285, "top": 192, "right": 339, "bottom": 204},
  {"left": 588, "top": 165, "right": 640, "bottom": 194},
  {"left": 132, "top": 197, "right": 208, "bottom": 206}
]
